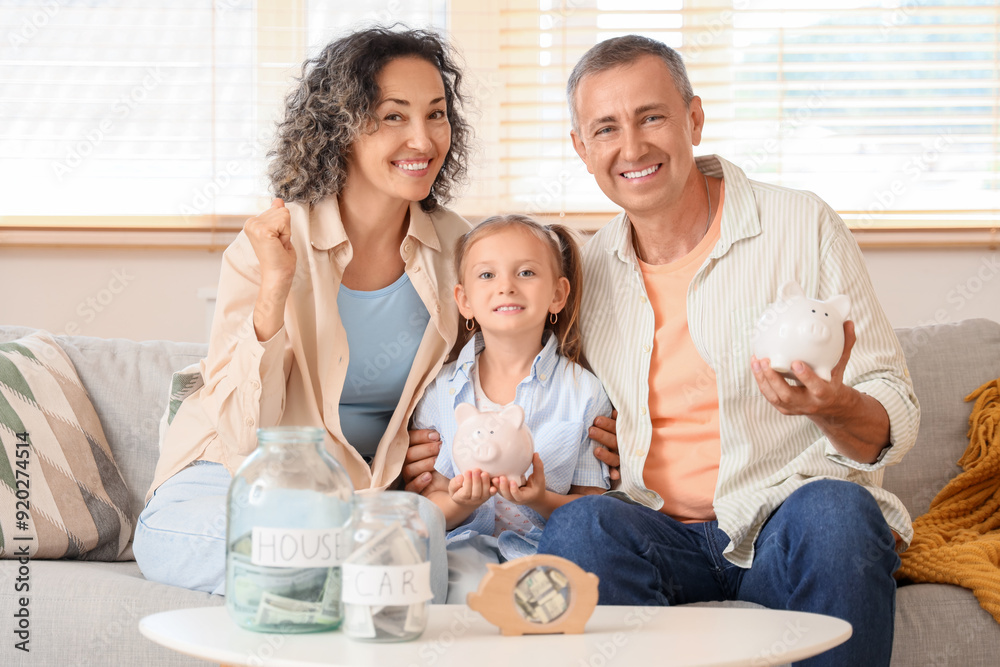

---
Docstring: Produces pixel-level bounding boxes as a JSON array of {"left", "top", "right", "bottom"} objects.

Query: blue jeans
[
  {"left": 537, "top": 479, "right": 900, "bottom": 667},
  {"left": 133, "top": 461, "right": 450, "bottom": 602}
]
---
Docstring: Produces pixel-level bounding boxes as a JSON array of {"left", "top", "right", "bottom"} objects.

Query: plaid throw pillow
[{"left": 0, "top": 332, "right": 131, "bottom": 560}]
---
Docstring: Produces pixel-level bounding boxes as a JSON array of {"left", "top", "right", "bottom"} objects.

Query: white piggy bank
[
  {"left": 451, "top": 403, "right": 535, "bottom": 484},
  {"left": 751, "top": 281, "right": 851, "bottom": 382}
]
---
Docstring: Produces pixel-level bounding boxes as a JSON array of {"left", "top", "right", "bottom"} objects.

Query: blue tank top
[{"left": 336, "top": 273, "right": 429, "bottom": 462}]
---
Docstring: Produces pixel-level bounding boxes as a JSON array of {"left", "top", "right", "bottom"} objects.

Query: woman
[{"left": 133, "top": 26, "right": 473, "bottom": 601}]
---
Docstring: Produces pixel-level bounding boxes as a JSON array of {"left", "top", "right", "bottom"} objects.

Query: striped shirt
[
  {"left": 580, "top": 154, "right": 920, "bottom": 568},
  {"left": 413, "top": 332, "right": 612, "bottom": 560}
]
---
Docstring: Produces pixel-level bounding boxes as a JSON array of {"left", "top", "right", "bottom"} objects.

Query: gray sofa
[{"left": 1, "top": 319, "right": 998, "bottom": 666}]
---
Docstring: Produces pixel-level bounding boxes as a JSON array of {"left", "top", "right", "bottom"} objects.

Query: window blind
[
  {"left": 487, "top": 0, "right": 1000, "bottom": 227},
  {"left": 0, "top": 0, "right": 445, "bottom": 223},
  {"left": 0, "top": 0, "right": 259, "bottom": 220},
  {"left": 2, "top": 1, "right": 996, "bottom": 229}
]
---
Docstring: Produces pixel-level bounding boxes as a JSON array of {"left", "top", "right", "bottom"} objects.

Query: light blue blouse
[
  {"left": 412, "top": 332, "right": 613, "bottom": 560},
  {"left": 337, "top": 273, "right": 429, "bottom": 461}
]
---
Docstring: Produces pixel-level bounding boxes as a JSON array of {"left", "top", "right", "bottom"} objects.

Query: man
[{"left": 533, "top": 35, "right": 919, "bottom": 666}]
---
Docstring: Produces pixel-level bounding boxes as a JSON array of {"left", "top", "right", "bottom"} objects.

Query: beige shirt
[
  {"left": 581, "top": 155, "right": 920, "bottom": 567},
  {"left": 146, "top": 197, "right": 471, "bottom": 503}
]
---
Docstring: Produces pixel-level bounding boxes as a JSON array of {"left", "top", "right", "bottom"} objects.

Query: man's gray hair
[{"left": 567, "top": 35, "right": 694, "bottom": 131}]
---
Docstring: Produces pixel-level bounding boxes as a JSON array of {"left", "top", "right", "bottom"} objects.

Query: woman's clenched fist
[{"left": 244, "top": 198, "right": 296, "bottom": 291}]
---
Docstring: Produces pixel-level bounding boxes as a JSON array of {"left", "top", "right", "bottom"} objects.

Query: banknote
[
  {"left": 228, "top": 545, "right": 337, "bottom": 628},
  {"left": 254, "top": 591, "right": 324, "bottom": 627},
  {"left": 343, "top": 521, "right": 427, "bottom": 639},
  {"left": 513, "top": 567, "right": 570, "bottom": 624},
  {"left": 344, "top": 522, "right": 422, "bottom": 567},
  {"left": 316, "top": 566, "right": 343, "bottom": 624}
]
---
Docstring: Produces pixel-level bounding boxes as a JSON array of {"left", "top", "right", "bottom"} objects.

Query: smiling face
[
  {"left": 455, "top": 225, "right": 570, "bottom": 343},
  {"left": 570, "top": 54, "right": 705, "bottom": 221},
  {"left": 344, "top": 56, "right": 452, "bottom": 208}
]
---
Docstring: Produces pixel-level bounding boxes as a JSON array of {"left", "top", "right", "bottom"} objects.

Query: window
[
  {"left": 2, "top": 0, "right": 996, "bottom": 238},
  {"left": 1, "top": 0, "right": 257, "bottom": 220},
  {"left": 484, "top": 0, "right": 999, "bottom": 229},
  {"left": 0, "top": 0, "right": 445, "bottom": 241}
]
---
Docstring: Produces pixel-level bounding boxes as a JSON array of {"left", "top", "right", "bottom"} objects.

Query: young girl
[{"left": 412, "top": 215, "right": 612, "bottom": 591}]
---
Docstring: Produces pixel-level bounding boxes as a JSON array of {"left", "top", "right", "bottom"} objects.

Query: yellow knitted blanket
[{"left": 897, "top": 377, "right": 1000, "bottom": 623}]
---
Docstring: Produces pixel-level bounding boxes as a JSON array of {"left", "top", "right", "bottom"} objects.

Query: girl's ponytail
[{"left": 545, "top": 223, "right": 584, "bottom": 367}]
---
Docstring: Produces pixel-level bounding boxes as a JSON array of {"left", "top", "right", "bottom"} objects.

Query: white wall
[
  {"left": 1, "top": 245, "right": 997, "bottom": 343},
  {"left": 0, "top": 247, "right": 223, "bottom": 343},
  {"left": 862, "top": 247, "right": 999, "bottom": 330}
]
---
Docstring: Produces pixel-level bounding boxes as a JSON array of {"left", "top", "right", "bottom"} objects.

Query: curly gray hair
[{"left": 267, "top": 25, "right": 471, "bottom": 212}]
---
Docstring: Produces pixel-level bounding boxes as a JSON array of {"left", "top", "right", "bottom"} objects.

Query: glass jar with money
[
  {"left": 341, "top": 491, "right": 432, "bottom": 641},
  {"left": 225, "top": 426, "right": 353, "bottom": 633}
]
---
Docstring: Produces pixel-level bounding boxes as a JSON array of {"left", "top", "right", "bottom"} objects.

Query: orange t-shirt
[{"left": 639, "top": 183, "right": 724, "bottom": 523}]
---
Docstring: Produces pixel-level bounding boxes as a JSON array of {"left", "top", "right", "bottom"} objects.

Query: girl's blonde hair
[{"left": 452, "top": 214, "right": 584, "bottom": 366}]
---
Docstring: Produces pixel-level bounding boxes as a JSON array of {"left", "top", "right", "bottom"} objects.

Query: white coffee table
[{"left": 140, "top": 604, "right": 850, "bottom": 666}]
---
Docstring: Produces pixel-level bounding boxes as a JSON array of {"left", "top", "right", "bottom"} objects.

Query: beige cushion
[{"left": 0, "top": 331, "right": 131, "bottom": 560}]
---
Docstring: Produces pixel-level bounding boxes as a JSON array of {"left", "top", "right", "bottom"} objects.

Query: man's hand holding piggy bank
[
  {"left": 748, "top": 280, "right": 895, "bottom": 466},
  {"left": 752, "top": 281, "right": 852, "bottom": 382},
  {"left": 750, "top": 281, "right": 857, "bottom": 418}
]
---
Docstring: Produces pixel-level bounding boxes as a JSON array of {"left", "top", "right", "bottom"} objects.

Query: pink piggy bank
[
  {"left": 751, "top": 281, "right": 851, "bottom": 382},
  {"left": 451, "top": 403, "right": 534, "bottom": 485}
]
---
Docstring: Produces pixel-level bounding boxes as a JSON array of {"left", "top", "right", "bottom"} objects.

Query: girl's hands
[
  {"left": 495, "top": 453, "right": 546, "bottom": 506},
  {"left": 245, "top": 198, "right": 297, "bottom": 291},
  {"left": 448, "top": 469, "right": 496, "bottom": 508}
]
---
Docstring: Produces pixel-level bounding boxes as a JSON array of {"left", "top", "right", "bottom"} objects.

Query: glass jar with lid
[
  {"left": 341, "top": 491, "right": 432, "bottom": 641},
  {"left": 225, "top": 426, "right": 353, "bottom": 633}
]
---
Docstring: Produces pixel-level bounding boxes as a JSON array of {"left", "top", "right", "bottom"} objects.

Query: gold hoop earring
[
  {"left": 549, "top": 312, "right": 558, "bottom": 325},
  {"left": 466, "top": 318, "right": 476, "bottom": 331}
]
